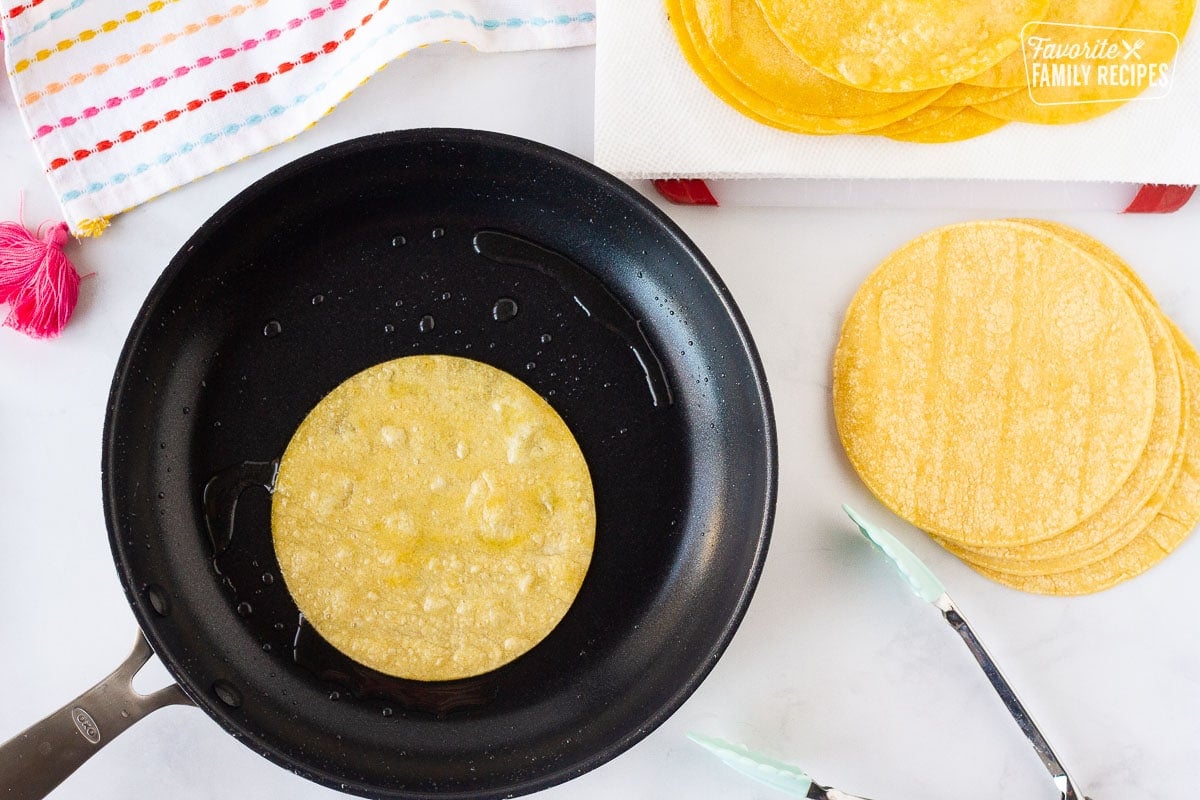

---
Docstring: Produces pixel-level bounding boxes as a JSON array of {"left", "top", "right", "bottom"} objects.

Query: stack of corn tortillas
[
  {"left": 665, "top": 0, "right": 1195, "bottom": 141},
  {"left": 833, "top": 220, "right": 1200, "bottom": 595}
]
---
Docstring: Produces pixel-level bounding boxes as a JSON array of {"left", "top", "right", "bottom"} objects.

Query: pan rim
[{"left": 101, "top": 127, "right": 777, "bottom": 799}]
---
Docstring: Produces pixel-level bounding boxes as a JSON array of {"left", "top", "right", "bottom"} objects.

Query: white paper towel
[{"left": 594, "top": 0, "right": 1200, "bottom": 183}]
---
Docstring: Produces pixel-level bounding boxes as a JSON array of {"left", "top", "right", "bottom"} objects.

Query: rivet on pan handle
[{"left": 0, "top": 631, "right": 193, "bottom": 799}]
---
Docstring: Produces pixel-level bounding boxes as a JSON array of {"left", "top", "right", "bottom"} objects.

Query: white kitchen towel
[
  {"left": 595, "top": 0, "right": 1200, "bottom": 184},
  {"left": 1, "top": 0, "right": 595, "bottom": 235}
]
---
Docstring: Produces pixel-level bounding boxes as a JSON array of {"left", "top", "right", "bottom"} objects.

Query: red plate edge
[
  {"left": 652, "top": 179, "right": 718, "bottom": 206},
  {"left": 1124, "top": 184, "right": 1197, "bottom": 214},
  {"left": 652, "top": 179, "right": 1197, "bottom": 213}
]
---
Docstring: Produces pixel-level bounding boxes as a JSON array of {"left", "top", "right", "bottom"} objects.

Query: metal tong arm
[
  {"left": 811, "top": 786, "right": 876, "bottom": 800},
  {"left": 935, "top": 595, "right": 1086, "bottom": 800}
]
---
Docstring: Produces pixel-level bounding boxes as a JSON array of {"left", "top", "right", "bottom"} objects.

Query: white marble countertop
[{"left": 2, "top": 43, "right": 1198, "bottom": 800}]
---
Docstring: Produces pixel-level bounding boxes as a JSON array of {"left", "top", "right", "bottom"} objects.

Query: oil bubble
[
  {"left": 145, "top": 584, "right": 170, "bottom": 617},
  {"left": 492, "top": 298, "right": 518, "bottom": 322},
  {"left": 213, "top": 680, "right": 242, "bottom": 708}
]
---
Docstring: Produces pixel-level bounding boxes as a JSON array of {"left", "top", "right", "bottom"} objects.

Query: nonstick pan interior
[{"left": 103, "top": 129, "right": 776, "bottom": 798}]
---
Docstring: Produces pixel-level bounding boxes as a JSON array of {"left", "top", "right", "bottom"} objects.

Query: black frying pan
[{"left": 0, "top": 130, "right": 775, "bottom": 799}]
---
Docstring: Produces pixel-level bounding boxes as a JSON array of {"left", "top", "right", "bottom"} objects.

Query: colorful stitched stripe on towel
[{"left": 2, "top": 0, "right": 596, "bottom": 234}]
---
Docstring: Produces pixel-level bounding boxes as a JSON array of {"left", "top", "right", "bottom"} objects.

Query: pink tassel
[{"left": 0, "top": 217, "right": 82, "bottom": 339}]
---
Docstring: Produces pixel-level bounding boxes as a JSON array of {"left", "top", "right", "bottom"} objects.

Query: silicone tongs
[
  {"left": 689, "top": 506, "right": 1092, "bottom": 800},
  {"left": 688, "top": 733, "right": 875, "bottom": 800},
  {"left": 841, "top": 505, "right": 1090, "bottom": 800}
]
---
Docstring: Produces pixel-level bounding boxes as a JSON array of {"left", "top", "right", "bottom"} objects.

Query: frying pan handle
[{"left": 0, "top": 631, "right": 193, "bottom": 799}]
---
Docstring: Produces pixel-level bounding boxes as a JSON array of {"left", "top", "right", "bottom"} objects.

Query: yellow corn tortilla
[
  {"left": 668, "top": 0, "right": 947, "bottom": 133},
  {"left": 666, "top": 0, "right": 791, "bottom": 131},
  {"left": 664, "top": 0, "right": 1192, "bottom": 142},
  {"left": 938, "top": 223, "right": 1184, "bottom": 573},
  {"left": 754, "top": 0, "right": 1048, "bottom": 92},
  {"left": 966, "top": 0, "right": 1137, "bottom": 89},
  {"left": 833, "top": 220, "right": 1156, "bottom": 548},
  {"left": 272, "top": 355, "right": 596, "bottom": 681},
  {"left": 929, "top": 84, "right": 1022, "bottom": 107},
  {"left": 973, "top": 326, "right": 1200, "bottom": 595},
  {"left": 949, "top": 222, "right": 1184, "bottom": 565},
  {"left": 869, "top": 106, "right": 966, "bottom": 137},
  {"left": 885, "top": 107, "right": 1011, "bottom": 142},
  {"left": 692, "top": 0, "right": 945, "bottom": 122},
  {"left": 1011, "top": 219, "right": 1156, "bottom": 298}
]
